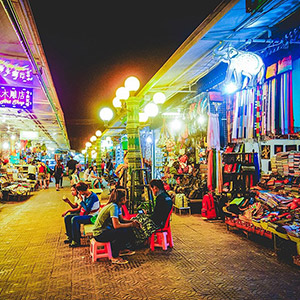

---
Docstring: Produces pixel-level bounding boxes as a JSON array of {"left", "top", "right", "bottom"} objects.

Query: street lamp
[
  {"left": 99, "top": 107, "right": 114, "bottom": 125},
  {"left": 116, "top": 87, "right": 130, "bottom": 100},
  {"left": 125, "top": 76, "right": 140, "bottom": 91},
  {"left": 95, "top": 130, "right": 102, "bottom": 173},
  {"left": 112, "top": 97, "right": 122, "bottom": 108},
  {"left": 144, "top": 102, "right": 159, "bottom": 117},
  {"left": 153, "top": 92, "right": 166, "bottom": 104}
]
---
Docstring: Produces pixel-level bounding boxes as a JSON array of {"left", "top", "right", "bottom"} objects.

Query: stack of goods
[
  {"left": 294, "top": 152, "right": 300, "bottom": 176},
  {"left": 273, "top": 152, "right": 289, "bottom": 176},
  {"left": 2, "top": 182, "right": 31, "bottom": 200},
  {"left": 224, "top": 186, "right": 300, "bottom": 247},
  {"left": 271, "top": 151, "right": 300, "bottom": 177},
  {"left": 255, "top": 190, "right": 293, "bottom": 208}
]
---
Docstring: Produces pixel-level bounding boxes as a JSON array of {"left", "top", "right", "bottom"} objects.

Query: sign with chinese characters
[
  {"left": 0, "top": 59, "right": 33, "bottom": 83},
  {"left": 0, "top": 85, "right": 33, "bottom": 109}
]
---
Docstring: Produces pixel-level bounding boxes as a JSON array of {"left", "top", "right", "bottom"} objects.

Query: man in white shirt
[{"left": 28, "top": 161, "right": 37, "bottom": 180}]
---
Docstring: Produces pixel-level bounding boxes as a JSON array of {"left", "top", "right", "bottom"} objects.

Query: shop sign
[
  {"left": 0, "top": 58, "right": 33, "bottom": 83},
  {"left": 0, "top": 85, "right": 33, "bottom": 109}
]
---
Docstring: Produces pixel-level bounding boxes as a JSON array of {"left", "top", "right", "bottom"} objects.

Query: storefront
[
  {"left": 0, "top": 0, "right": 70, "bottom": 199},
  {"left": 101, "top": 0, "right": 300, "bottom": 265}
]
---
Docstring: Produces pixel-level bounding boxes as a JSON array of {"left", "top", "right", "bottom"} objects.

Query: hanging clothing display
[
  {"left": 231, "top": 88, "right": 255, "bottom": 140},
  {"left": 207, "top": 113, "right": 220, "bottom": 150},
  {"left": 207, "top": 149, "right": 223, "bottom": 193},
  {"left": 231, "top": 56, "right": 295, "bottom": 140}
]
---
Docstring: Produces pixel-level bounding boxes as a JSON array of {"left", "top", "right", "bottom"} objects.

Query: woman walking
[{"left": 54, "top": 160, "right": 64, "bottom": 191}]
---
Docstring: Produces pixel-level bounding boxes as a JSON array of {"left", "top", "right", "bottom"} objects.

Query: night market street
[{"left": 0, "top": 182, "right": 299, "bottom": 300}]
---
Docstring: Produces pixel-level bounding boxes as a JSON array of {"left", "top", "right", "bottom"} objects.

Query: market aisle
[{"left": 0, "top": 184, "right": 300, "bottom": 300}]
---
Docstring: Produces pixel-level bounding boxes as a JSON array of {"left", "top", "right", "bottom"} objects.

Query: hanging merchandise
[
  {"left": 207, "top": 113, "right": 220, "bottom": 150},
  {"left": 231, "top": 88, "right": 255, "bottom": 140},
  {"left": 254, "top": 56, "right": 294, "bottom": 138},
  {"left": 207, "top": 149, "right": 223, "bottom": 193}
]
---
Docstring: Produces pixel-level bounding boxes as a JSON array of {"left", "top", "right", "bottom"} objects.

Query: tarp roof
[
  {"left": 138, "top": 0, "right": 300, "bottom": 101},
  {"left": 102, "top": 0, "right": 300, "bottom": 138},
  {"left": 0, "top": 0, "right": 69, "bottom": 149}
]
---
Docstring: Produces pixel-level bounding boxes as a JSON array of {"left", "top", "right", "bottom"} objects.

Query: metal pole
[{"left": 151, "top": 129, "right": 155, "bottom": 179}]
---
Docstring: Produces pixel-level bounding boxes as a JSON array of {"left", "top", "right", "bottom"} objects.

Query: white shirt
[
  {"left": 28, "top": 165, "right": 37, "bottom": 174},
  {"left": 83, "top": 169, "right": 90, "bottom": 181}
]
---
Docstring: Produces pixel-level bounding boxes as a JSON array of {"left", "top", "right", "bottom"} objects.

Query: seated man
[
  {"left": 64, "top": 181, "right": 100, "bottom": 247},
  {"left": 131, "top": 179, "right": 173, "bottom": 244}
]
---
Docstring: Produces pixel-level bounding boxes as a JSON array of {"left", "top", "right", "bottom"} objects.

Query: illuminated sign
[
  {"left": 0, "top": 58, "right": 33, "bottom": 83},
  {"left": 0, "top": 85, "right": 33, "bottom": 109}
]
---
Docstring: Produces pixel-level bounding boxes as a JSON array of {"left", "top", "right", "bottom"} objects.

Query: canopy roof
[
  {"left": 103, "top": 0, "right": 300, "bottom": 137},
  {"left": 0, "top": 0, "right": 69, "bottom": 149}
]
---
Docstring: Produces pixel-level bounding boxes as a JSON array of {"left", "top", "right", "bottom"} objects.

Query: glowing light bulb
[
  {"left": 153, "top": 92, "right": 166, "bottom": 104},
  {"left": 144, "top": 103, "right": 159, "bottom": 117},
  {"left": 99, "top": 107, "right": 113, "bottom": 121},
  {"left": 113, "top": 97, "right": 122, "bottom": 108},
  {"left": 116, "top": 87, "right": 129, "bottom": 100},
  {"left": 125, "top": 76, "right": 140, "bottom": 91},
  {"left": 224, "top": 82, "right": 238, "bottom": 94}
]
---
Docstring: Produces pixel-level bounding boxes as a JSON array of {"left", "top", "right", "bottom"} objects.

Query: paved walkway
[{"left": 0, "top": 182, "right": 300, "bottom": 300}]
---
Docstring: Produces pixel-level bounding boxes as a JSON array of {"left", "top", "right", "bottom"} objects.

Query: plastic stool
[{"left": 90, "top": 239, "right": 112, "bottom": 262}]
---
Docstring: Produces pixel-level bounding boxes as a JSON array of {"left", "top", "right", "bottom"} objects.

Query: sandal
[
  {"left": 111, "top": 257, "right": 128, "bottom": 264},
  {"left": 119, "top": 250, "right": 135, "bottom": 256}
]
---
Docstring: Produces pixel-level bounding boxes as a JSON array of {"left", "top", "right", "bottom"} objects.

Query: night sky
[{"left": 28, "top": 0, "right": 224, "bottom": 151}]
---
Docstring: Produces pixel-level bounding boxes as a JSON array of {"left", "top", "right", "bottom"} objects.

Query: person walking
[
  {"left": 37, "top": 161, "right": 47, "bottom": 189},
  {"left": 54, "top": 160, "right": 64, "bottom": 191},
  {"left": 66, "top": 156, "right": 78, "bottom": 180},
  {"left": 45, "top": 160, "right": 53, "bottom": 189}
]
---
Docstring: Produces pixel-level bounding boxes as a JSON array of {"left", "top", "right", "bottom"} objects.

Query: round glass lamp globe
[
  {"left": 116, "top": 87, "right": 129, "bottom": 100},
  {"left": 113, "top": 97, "right": 122, "bottom": 108},
  {"left": 99, "top": 107, "right": 113, "bottom": 121},
  {"left": 125, "top": 76, "right": 140, "bottom": 91},
  {"left": 139, "top": 112, "right": 148, "bottom": 123},
  {"left": 153, "top": 92, "right": 166, "bottom": 104},
  {"left": 95, "top": 130, "right": 102, "bottom": 137},
  {"left": 86, "top": 142, "right": 92, "bottom": 148},
  {"left": 90, "top": 135, "right": 97, "bottom": 142},
  {"left": 144, "top": 103, "right": 159, "bottom": 117}
]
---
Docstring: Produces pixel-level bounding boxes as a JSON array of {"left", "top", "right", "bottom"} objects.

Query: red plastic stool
[
  {"left": 149, "top": 208, "right": 174, "bottom": 251},
  {"left": 90, "top": 239, "right": 112, "bottom": 262}
]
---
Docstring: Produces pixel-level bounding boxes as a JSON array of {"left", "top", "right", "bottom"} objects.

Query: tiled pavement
[{"left": 0, "top": 183, "right": 300, "bottom": 300}]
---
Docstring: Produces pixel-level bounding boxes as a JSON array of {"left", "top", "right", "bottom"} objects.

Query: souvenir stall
[
  {"left": 215, "top": 26, "right": 300, "bottom": 265},
  {"left": 153, "top": 104, "right": 209, "bottom": 214}
]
